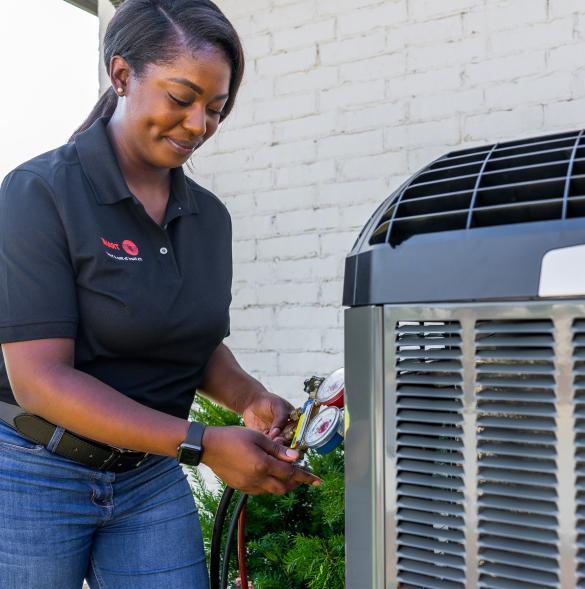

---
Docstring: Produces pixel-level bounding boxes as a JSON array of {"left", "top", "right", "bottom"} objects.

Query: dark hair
[{"left": 70, "top": 0, "right": 244, "bottom": 140}]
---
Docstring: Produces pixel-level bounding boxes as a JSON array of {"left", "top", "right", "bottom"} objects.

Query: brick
[
  {"left": 217, "top": 124, "right": 272, "bottom": 152},
  {"left": 275, "top": 68, "right": 339, "bottom": 95},
  {"left": 544, "top": 98, "right": 585, "bottom": 129},
  {"left": 340, "top": 151, "right": 408, "bottom": 181},
  {"left": 384, "top": 118, "right": 461, "bottom": 150},
  {"left": 235, "top": 351, "right": 278, "bottom": 374},
  {"left": 319, "top": 281, "right": 345, "bottom": 306},
  {"left": 256, "top": 186, "right": 317, "bottom": 213},
  {"left": 321, "top": 232, "right": 358, "bottom": 256},
  {"left": 485, "top": 73, "right": 573, "bottom": 109},
  {"left": 228, "top": 330, "right": 259, "bottom": 350},
  {"left": 233, "top": 260, "right": 276, "bottom": 285},
  {"left": 222, "top": 0, "right": 271, "bottom": 19},
  {"left": 273, "top": 19, "right": 336, "bottom": 51},
  {"left": 484, "top": 0, "right": 548, "bottom": 32},
  {"left": 463, "top": 106, "right": 544, "bottom": 142},
  {"left": 318, "top": 180, "right": 388, "bottom": 207},
  {"left": 337, "top": 1, "right": 408, "bottom": 36},
  {"left": 275, "top": 306, "right": 340, "bottom": 328},
  {"left": 236, "top": 78, "right": 275, "bottom": 104},
  {"left": 548, "top": 42, "right": 585, "bottom": 72},
  {"left": 194, "top": 151, "right": 252, "bottom": 174},
  {"left": 322, "top": 328, "right": 344, "bottom": 352},
  {"left": 261, "top": 329, "right": 322, "bottom": 351},
  {"left": 222, "top": 193, "right": 255, "bottom": 216},
  {"left": 549, "top": 0, "right": 584, "bottom": 19},
  {"left": 256, "top": 282, "right": 321, "bottom": 305},
  {"left": 409, "top": 89, "right": 484, "bottom": 121},
  {"left": 408, "top": 146, "right": 451, "bottom": 174},
  {"left": 318, "top": 130, "right": 383, "bottom": 159},
  {"left": 387, "top": 67, "right": 462, "bottom": 101},
  {"left": 251, "top": 139, "right": 317, "bottom": 168},
  {"left": 243, "top": 34, "right": 272, "bottom": 59},
  {"left": 464, "top": 51, "right": 546, "bottom": 85},
  {"left": 278, "top": 352, "right": 343, "bottom": 375},
  {"left": 230, "top": 307, "right": 274, "bottom": 330},
  {"left": 320, "top": 31, "right": 387, "bottom": 66},
  {"left": 316, "top": 0, "right": 384, "bottom": 17},
  {"left": 339, "top": 203, "right": 381, "bottom": 230},
  {"left": 340, "top": 102, "right": 406, "bottom": 132},
  {"left": 254, "top": 1, "right": 316, "bottom": 32},
  {"left": 321, "top": 80, "right": 385, "bottom": 109},
  {"left": 274, "top": 207, "right": 341, "bottom": 234},
  {"left": 275, "top": 160, "right": 336, "bottom": 188},
  {"left": 215, "top": 169, "right": 273, "bottom": 195},
  {"left": 254, "top": 92, "right": 317, "bottom": 123},
  {"left": 408, "top": 0, "right": 479, "bottom": 20},
  {"left": 231, "top": 285, "right": 258, "bottom": 308},
  {"left": 262, "top": 375, "right": 307, "bottom": 404},
  {"left": 257, "top": 234, "right": 320, "bottom": 260},
  {"left": 402, "top": 15, "right": 463, "bottom": 47},
  {"left": 272, "top": 255, "right": 344, "bottom": 282},
  {"left": 274, "top": 112, "right": 338, "bottom": 142},
  {"left": 232, "top": 239, "right": 256, "bottom": 263},
  {"left": 257, "top": 47, "right": 317, "bottom": 77},
  {"left": 407, "top": 37, "right": 486, "bottom": 72},
  {"left": 339, "top": 53, "right": 406, "bottom": 83},
  {"left": 231, "top": 214, "right": 274, "bottom": 240},
  {"left": 491, "top": 19, "right": 573, "bottom": 55}
]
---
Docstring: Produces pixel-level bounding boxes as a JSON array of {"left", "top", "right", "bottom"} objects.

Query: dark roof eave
[{"left": 63, "top": 0, "right": 98, "bottom": 16}]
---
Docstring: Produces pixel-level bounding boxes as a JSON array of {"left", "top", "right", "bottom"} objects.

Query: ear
[{"left": 109, "top": 55, "right": 132, "bottom": 94}]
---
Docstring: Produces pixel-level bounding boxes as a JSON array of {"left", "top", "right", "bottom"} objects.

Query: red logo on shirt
[
  {"left": 101, "top": 237, "right": 120, "bottom": 251},
  {"left": 122, "top": 240, "right": 139, "bottom": 256}
]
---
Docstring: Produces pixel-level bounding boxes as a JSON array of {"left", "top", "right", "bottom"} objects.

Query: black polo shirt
[{"left": 0, "top": 117, "right": 232, "bottom": 418}]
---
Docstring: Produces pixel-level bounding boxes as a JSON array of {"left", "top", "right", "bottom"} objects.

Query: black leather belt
[{"left": 0, "top": 400, "right": 150, "bottom": 473}]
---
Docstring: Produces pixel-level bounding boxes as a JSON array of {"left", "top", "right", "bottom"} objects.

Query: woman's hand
[
  {"left": 241, "top": 389, "right": 295, "bottom": 442},
  {"left": 201, "top": 425, "right": 320, "bottom": 495}
]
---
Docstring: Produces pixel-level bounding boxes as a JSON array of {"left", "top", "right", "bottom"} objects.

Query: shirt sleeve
[{"left": 0, "top": 169, "right": 78, "bottom": 343}]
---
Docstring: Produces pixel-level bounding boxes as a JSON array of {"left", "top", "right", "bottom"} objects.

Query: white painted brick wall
[{"left": 98, "top": 1, "right": 585, "bottom": 405}]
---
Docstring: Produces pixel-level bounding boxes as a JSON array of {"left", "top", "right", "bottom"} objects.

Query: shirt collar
[{"left": 74, "top": 116, "right": 198, "bottom": 214}]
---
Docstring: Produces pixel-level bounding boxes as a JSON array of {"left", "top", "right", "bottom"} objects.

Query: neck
[{"left": 106, "top": 113, "right": 170, "bottom": 194}]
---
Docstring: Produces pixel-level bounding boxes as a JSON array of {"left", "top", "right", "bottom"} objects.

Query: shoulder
[
  {"left": 185, "top": 176, "right": 231, "bottom": 224},
  {"left": 1, "top": 142, "right": 80, "bottom": 198}
]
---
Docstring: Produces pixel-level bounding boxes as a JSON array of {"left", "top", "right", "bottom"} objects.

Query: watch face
[{"left": 179, "top": 443, "right": 202, "bottom": 466}]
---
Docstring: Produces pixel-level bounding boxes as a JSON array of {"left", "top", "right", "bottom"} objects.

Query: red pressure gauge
[{"left": 315, "top": 368, "right": 345, "bottom": 408}]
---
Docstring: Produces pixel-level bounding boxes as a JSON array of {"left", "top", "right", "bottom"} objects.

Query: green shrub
[{"left": 189, "top": 397, "right": 345, "bottom": 589}]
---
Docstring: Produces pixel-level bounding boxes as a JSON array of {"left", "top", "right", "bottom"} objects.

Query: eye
[
  {"left": 168, "top": 93, "right": 190, "bottom": 107},
  {"left": 208, "top": 107, "right": 223, "bottom": 117}
]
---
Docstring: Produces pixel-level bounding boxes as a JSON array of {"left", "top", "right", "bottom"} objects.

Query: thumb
[{"left": 258, "top": 436, "right": 300, "bottom": 462}]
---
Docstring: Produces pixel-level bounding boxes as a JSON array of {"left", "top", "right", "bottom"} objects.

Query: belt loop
[{"left": 47, "top": 427, "right": 66, "bottom": 453}]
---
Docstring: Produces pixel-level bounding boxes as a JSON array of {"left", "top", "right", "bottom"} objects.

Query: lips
[{"left": 165, "top": 137, "right": 200, "bottom": 155}]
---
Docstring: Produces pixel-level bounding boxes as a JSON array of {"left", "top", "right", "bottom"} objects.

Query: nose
[{"left": 184, "top": 104, "right": 206, "bottom": 138}]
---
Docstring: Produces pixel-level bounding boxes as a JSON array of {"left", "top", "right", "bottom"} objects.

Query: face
[{"left": 112, "top": 49, "right": 231, "bottom": 169}]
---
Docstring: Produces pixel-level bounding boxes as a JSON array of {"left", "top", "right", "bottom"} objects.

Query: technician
[{"left": 0, "top": 1, "right": 318, "bottom": 588}]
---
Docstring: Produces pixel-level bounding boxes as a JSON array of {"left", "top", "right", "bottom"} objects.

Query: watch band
[{"left": 177, "top": 421, "right": 206, "bottom": 466}]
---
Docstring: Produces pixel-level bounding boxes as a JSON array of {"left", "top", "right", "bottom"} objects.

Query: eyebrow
[{"left": 167, "top": 77, "right": 229, "bottom": 100}]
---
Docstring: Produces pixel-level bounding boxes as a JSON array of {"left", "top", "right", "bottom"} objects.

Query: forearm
[
  {"left": 199, "top": 343, "right": 265, "bottom": 415},
  {"left": 11, "top": 364, "right": 189, "bottom": 457}
]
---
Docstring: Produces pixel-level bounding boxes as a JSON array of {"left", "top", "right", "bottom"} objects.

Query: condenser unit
[{"left": 343, "top": 130, "right": 585, "bottom": 589}]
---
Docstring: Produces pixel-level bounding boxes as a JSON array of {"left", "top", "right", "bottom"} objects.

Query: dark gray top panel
[{"left": 343, "top": 129, "right": 585, "bottom": 306}]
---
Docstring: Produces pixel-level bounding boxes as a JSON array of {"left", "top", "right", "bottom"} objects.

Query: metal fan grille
[
  {"left": 369, "top": 130, "right": 585, "bottom": 247},
  {"left": 395, "top": 321, "right": 465, "bottom": 589},
  {"left": 573, "top": 319, "right": 585, "bottom": 588},
  {"left": 475, "top": 320, "right": 559, "bottom": 589}
]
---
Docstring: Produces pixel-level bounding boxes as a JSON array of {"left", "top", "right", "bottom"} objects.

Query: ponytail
[{"left": 69, "top": 87, "right": 118, "bottom": 142}]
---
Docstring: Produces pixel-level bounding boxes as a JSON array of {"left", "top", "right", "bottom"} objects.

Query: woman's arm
[
  {"left": 199, "top": 343, "right": 295, "bottom": 439},
  {"left": 2, "top": 338, "right": 319, "bottom": 494}
]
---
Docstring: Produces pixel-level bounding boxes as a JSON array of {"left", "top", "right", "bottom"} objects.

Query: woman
[{"left": 0, "top": 1, "right": 319, "bottom": 587}]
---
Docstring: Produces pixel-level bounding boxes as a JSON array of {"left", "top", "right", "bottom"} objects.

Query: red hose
[{"left": 237, "top": 498, "right": 249, "bottom": 589}]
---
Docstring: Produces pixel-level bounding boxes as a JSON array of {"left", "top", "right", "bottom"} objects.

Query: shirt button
[{"left": 160, "top": 247, "right": 168, "bottom": 255}]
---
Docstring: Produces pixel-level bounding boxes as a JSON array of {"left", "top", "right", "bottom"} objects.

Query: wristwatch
[{"left": 177, "top": 421, "right": 206, "bottom": 466}]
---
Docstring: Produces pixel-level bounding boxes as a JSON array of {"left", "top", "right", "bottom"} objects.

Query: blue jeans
[{"left": 0, "top": 421, "right": 209, "bottom": 588}]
